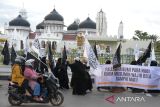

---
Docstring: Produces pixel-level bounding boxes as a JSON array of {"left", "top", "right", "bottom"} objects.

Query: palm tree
[{"left": 133, "top": 30, "right": 158, "bottom": 41}]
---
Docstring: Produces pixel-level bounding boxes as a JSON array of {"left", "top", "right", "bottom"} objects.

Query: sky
[{"left": 0, "top": 0, "right": 160, "bottom": 39}]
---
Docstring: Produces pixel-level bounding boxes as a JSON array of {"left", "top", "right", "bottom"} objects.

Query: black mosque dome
[
  {"left": 9, "top": 15, "right": 30, "bottom": 27},
  {"left": 79, "top": 17, "right": 96, "bottom": 29},
  {"left": 36, "top": 22, "right": 44, "bottom": 29},
  {"left": 67, "top": 21, "right": 79, "bottom": 30},
  {"left": 44, "top": 9, "right": 64, "bottom": 21}
]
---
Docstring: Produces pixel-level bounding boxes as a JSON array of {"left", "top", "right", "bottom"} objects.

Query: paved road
[
  {"left": 0, "top": 65, "right": 11, "bottom": 74},
  {"left": 0, "top": 80, "right": 160, "bottom": 107}
]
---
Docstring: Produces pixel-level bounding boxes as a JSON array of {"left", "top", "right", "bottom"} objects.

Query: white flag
[
  {"left": 151, "top": 46, "right": 156, "bottom": 61},
  {"left": 39, "top": 48, "right": 46, "bottom": 58},
  {"left": 146, "top": 42, "right": 155, "bottom": 66},
  {"left": 83, "top": 31, "right": 101, "bottom": 76},
  {"left": 134, "top": 44, "right": 139, "bottom": 61},
  {"left": 31, "top": 36, "right": 40, "bottom": 54}
]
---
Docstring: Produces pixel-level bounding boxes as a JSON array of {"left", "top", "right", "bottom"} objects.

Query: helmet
[
  {"left": 14, "top": 58, "right": 22, "bottom": 64},
  {"left": 14, "top": 56, "right": 25, "bottom": 64},
  {"left": 19, "top": 56, "right": 25, "bottom": 62},
  {"left": 25, "top": 59, "right": 35, "bottom": 68},
  {"left": 74, "top": 57, "right": 80, "bottom": 61}
]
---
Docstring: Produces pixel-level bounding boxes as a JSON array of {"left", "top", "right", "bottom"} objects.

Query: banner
[{"left": 95, "top": 64, "right": 160, "bottom": 90}]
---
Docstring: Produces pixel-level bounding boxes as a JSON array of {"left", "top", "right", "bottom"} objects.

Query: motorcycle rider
[
  {"left": 24, "top": 59, "right": 43, "bottom": 102},
  {"left": 10, "top": 56, "right": 31, "bottom": 96},
  {"left": 11, "top": 56, "right": 26, "bottom": 86}
]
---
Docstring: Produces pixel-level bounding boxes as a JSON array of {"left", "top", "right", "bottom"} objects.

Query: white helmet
[
  {"left": 74, "top": 57, "right": 80, "bottom": 61},
  {"left": 25, "top": 59, "right": 35, "bottom": 68}
]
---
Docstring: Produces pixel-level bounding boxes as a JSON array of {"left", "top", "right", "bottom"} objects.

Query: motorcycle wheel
[
  {"left": 50, "top": 90, "right": 64, "bottom": 106},
  {"left": 8, "top": 95, "right": 22, "bottom": 106}
]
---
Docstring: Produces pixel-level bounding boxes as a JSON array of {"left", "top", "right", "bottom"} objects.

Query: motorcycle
[{"left": 7, "top": 72, "right": 64, "bottom": 106}]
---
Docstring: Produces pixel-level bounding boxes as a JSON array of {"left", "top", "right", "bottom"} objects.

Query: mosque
[{"left": 3, "top": 7, "right": 150, "bottom": 56}]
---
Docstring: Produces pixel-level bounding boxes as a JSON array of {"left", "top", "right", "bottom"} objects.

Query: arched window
[
  {"left": 52, "top": 41, "right": 57, "bottom": 50},
  {"left": 41, "top": 41, "right": 45, "bottom": 48},
  {"left": 106, "top": 46, "right": 111, "bottom": 53},
  {"left": 47, "top": 41, "right": 51, "bottom": 45},
  {"left": 20, "top": 40, "right": 23, "bottom": 49}
]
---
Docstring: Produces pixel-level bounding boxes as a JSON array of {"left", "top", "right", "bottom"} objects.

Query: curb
[{"left": 0, "top": 64, "right": 10, "bottom": 67}]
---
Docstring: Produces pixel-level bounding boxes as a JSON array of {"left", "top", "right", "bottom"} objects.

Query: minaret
[
  {"left": 19, "top": 3, "right": 27, "bottom": 19},
  {"left": 96, "top": 9, "right": 107, "bottom": 36},
  {"left": 118, "top": 21, "right": 123, "bottom": 39},
  {"left": 4, "top": 22, "right": 8, "bottom": 34}
]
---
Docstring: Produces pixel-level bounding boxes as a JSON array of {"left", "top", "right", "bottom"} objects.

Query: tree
[
  {"left": 133, "top": 30, "right": 158, "bottom": 41},
  {"left": 149, "top": 34, "right": 158, "bottom": 41}
]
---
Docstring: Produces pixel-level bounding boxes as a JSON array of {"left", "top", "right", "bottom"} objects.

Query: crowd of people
[
  {"left": 10, "top": 55, "right": 93, "bottom": 100},
  {"left": 68, "top": 57, "right": 92, "bottom": 95},
  {"left": 10, "top": 54, "right": 160, "bottom": 100},
  {"left": 52, "top": 57, "right": 93, "bottom": 95}
]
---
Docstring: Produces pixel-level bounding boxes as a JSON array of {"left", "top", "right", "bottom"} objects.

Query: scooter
[{"left": 7, "top": 72, "right": 64, "bottom": 106}]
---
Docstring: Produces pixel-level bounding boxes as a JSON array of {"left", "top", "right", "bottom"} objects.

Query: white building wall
[
  {"left": 5, "top": 26, "right": 30, "bottom": 51},
  {"left": 121, "top": 40, "right": 151, "bottom": 55}
]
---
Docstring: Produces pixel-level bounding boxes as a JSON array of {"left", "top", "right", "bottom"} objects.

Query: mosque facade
[{"left": 4, "top": 7, "right": 150, "bottom": 56}]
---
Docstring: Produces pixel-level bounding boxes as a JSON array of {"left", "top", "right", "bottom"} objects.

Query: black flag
[
  {"left": 62, "top": 45, "right": 67, "bottom": 65},
  {"left": 93, "top": 42, "right": 98, "bottom": 60},
  {"left": 1, "top": 40, "right": 10, "bottom": 65},
  {"left": 11, "top": 45, "right": 17, "bottom": 64},
  {"left": 48, "top": 43, "right": 55, "bottom": 72},
  {"left": 137, "top": 42, "right": 152, "bottom": 65},
  {"left": 113, "top": 43, "right": 121, "bottom": 69}
]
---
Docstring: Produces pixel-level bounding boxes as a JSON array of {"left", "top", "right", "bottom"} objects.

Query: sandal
[
  {"left": 39, "top": 97, "right": 43, "bottom": 101},
  {"left": 33, "top": 97, "right": 41, "bottom": 102}
]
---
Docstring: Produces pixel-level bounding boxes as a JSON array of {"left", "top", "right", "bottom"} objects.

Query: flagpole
[{"left": 29, "top": 49, "right": 48, "bottom": 68}]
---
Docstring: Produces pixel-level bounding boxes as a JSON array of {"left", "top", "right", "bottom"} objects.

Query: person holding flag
[
  {"left": 69, "top": 57, "right": 87, "bottom": 95},
  {"left": 1, "top": 40, "right": 10, "bottom": 65},
  {"left": 81, "top": 57, "right": 93, "bottom": 92},
  {"left": 39, "top": 48, "right": 48, "bottom": 73},
  {"left": 47, "top": 43, "right": 55, "bottom": 74},
  {"left": 54, "top": 45, "right": 69, "bottom": 89},
  {"left": 27, "top": 36, "right": 48, "bottom": 74},
  {"left": 26, "top": 52, "right": 47, "bottom": 74},
  {"left": 11, "top": 45, "right": 17, "bottom": 65},
  {"left": 61, "top": 45, "right": 69, "bottom": 89}
]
